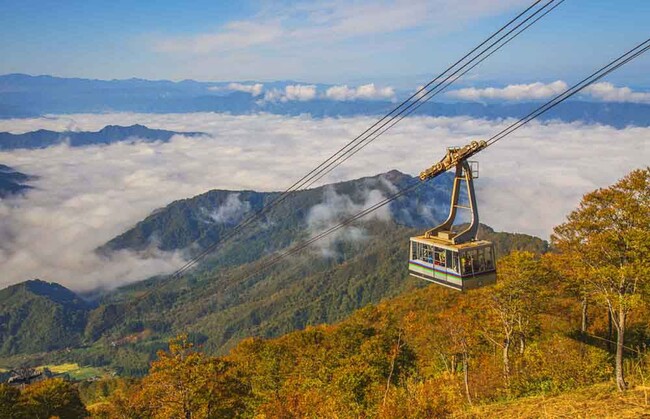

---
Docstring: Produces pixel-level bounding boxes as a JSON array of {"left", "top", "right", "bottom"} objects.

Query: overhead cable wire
[
  {"left": 303, "top": 0, "right": 565, "bottom": 189},
  {"left": 162, "top": 0, "right": 559, "bottom": 280},
  {"left": 486, "top": 38, "right": 650, "bottom": 147},
  {"left": 233, "top": 37, "right": 650, "bottom": 285},
  {"left": 90, "top": 0, "right": 560, "bottom": 342},
  {"left": 278, "top": 0, "right": 557, "bottom": 192}
]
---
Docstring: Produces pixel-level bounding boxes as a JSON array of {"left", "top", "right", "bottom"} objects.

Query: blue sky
[{"left": 1, "top": 0, "right": 648, "bottom": 88}]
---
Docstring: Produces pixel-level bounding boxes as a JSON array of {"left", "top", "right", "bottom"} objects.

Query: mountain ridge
[
  {"left": 1, "top": 74, "right": 649, "bottom": 127},
  {"left": 0, "top": 164, "right": 34, "bottom": 197},
  {"left": 0, "top": 124, "right": 204, "bottom": 150}
]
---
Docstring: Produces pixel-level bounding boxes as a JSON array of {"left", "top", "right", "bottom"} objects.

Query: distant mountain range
[
  {"left": 1, "top": 74, "right": 649, "bottom": 128},
  {"left": 0, "top": 170, "right": 547, "bottom": 375},
  {"left": 0, "top": 164, "right": 34, "bottom": 197},
  {"left": 0, "top": 124, "right": 204, "bottom": 150}
]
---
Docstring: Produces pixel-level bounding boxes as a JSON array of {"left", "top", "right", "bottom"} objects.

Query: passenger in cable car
[{"left": 463, "top": 257, "right": 472, "bottom": 274}]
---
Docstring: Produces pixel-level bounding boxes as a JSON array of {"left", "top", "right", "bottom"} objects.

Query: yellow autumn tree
[
  {"left": 19, "top": 378, "right": 88, "bottom": 418},
  {"left": 552, "top": 168, "right": 650, "bottom": 391},
  {"left": 134, "top": 335, "right": 250, "bottom": 418},
  {"left": 0, "top": 384, "right": 21, "bottom": 418},
  {"left": 481, "top": 251, "right": 549, "bottom": 390}
]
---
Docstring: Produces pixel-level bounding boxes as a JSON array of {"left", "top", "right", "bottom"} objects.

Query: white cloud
[
  {"left": 261, "top": 83, "right": 395, "bottom": 102},
  {"left": 208, "top": 193, "right": 251, "bottom": 224},
  {"left": 154, "top": 21, "right": 284, "bottom": 54},
  {"left": 144, "top": 0, "right": 528, "bottom": 81},
  {"left": 447, "top": 81, "right": 650, "bottom": 104},
  {"left": 0, "top": 112, "right": 647, "bottom": 291},
  {"left": 447, "top": 81, "right": 568, "bottom": 101},
  {"left": 306, "top": 186, "right": 392, "bottom": 257},
  {"left": 263, "top": 84, "right": 317, "bottom": 102},
  {"left": 216, "top": 82, "right": 265, "bottom": 97},
  {"left": 152, "top": 1, "right": 525, "bottom": 56},
  {"left": 285, "top": 84, "right": 318, "bottom": 101},
  {"left": 583, "top": 82, "right": 650, "bottom": 104},
  {"left": 325, "top": 83, "right": 395, "bottom": 101}
]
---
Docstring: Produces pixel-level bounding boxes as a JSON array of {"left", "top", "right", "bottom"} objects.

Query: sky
[
  {"left": 1, "top": 0, "right": 649, "bottom": 87},
  {"left": 0, "top": 0, "right": 649, "bottom": 291}
]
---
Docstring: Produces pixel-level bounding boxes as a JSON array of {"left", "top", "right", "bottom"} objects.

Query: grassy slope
[{"left": 465, "top": 383, "right": 649, "bottom": 418}]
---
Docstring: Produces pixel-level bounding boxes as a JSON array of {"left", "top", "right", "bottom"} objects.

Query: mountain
[
  {"left": 1, "top": 74, "right": 649, "bottom": 128},
  {"left": 0, "top": 280, "right": 91, "bottom": 356},
  {"left": 0, "top": 171, "right": 547, "bottom": 373},
  {"left": 0, "top": 124, "right": 204, "bottom": 150},
  {"left": 0, "top": 164, "right": 34, "bottom": 197},
  {"left": 100, "top": 170, "right": 452, "bottom": 256}
]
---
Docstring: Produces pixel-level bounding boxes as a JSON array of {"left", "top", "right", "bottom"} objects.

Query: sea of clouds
[{"left": 0, "top": 112, "right": 647, "bottom": 291}]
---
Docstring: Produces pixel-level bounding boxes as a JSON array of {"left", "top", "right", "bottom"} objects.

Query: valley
[{"left": 0, "top": 169, "right": 546, "bottom": 374}]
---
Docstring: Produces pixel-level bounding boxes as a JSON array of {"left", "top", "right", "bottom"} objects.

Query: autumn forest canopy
[{"left": 0, "top": 168, "right": 648, "bottom": 418}]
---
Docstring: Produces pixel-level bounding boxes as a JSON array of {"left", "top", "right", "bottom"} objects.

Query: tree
[
  {"left": 552, "top": 168, "right": 650, "bottom": 391},
  {"left": 0, "top": 384, "right": 20, "bottom": 419},
  {"left": 19, "top": 378, "right": 88, "bottom": 419},
  {"left": 135, "top": 335, "right": 250, "bottom": 418},
  {"left": 481, "top": 251, "right": 548, "bottom": 389},
  {"left": 546, "top": 250, "right": 593, "bottom": 334},
  {"left": 432, "top": 298, "right": 482, "bottom": 405}
]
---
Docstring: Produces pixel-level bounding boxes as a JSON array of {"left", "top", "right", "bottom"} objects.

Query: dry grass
[
  {"left": 38, "top": 362, "right": 108, "bottom": 380},
  {"left": 458, "top": 383, "right": 650, "bottom": 418},
  {"left": 41, "top": 362, "right": 80, "bottom": 373}
]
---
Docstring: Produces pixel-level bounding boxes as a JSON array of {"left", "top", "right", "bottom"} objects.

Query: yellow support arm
[{"left": 419, "top": 140, "right": 487, "bottom": 181}]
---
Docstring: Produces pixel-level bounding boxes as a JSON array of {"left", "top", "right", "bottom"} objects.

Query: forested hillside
[
  {"left": 0, "top": 170, "right": 647, "bottom": 418},
  {"left": 0, "top": 170, "right": 546, "bottom": 374},
  {"left": 55, "top": 168, "right": 646, "bottom": 418},
  {"left": 0, "top": 280, "right": 91, "bottom": 355},
  {"left": 100, "top": 170, "right": 454, "bottom": 255}
]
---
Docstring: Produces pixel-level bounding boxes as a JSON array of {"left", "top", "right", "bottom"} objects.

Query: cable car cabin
[
  {"left": 408, "top": 236, "right": 495, "bottom": 291},
  {"left": 409, "top": 142, "right": 496, "bottom": 291}
]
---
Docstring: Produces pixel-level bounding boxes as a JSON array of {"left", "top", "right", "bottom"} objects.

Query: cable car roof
[{"left": 410, "top": 235, "right": 494, "bottom": 252}]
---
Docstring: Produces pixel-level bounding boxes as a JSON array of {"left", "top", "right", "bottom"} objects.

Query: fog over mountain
[{"left": 0, "top": 112, "right": 647, "bottom": 291}]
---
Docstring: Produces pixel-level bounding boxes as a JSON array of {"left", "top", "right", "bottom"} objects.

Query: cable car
[{"left": 408, "top": 141, "right": 496, "bottom": 291}]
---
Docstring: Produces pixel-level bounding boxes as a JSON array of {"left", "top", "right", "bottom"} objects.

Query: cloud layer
[
  {"left": 264, "top": 84, "right": 318, "bottom": 102},
  {"left": 583, "top": 82, "right": 650, "bottom": 104},
  {"left": 218, "top": 83, "right": 396, "bottom": 102},
  {"left": 324, "top": 84, "right": 396, "bottom": 101},
  {"left": 0, "top": 112, "right": 647, "bottom": 291},
  {"left": 447, "top": 81, "right": 569, "bottom": 101},
  {"left": 447, "top": 81, "right": 650, "bottom": 103},
  {"left": 223, "top": 82, "right": 265, "bottom": 97}
]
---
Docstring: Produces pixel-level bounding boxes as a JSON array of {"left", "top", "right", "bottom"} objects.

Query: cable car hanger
[{"left": 409, "top": 140, "right": 496, "bottom": 291}]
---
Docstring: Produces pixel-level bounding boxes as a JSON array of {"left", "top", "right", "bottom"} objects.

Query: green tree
[{"left": 552, "top": 168, "right": 650, "bottom": 391}]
